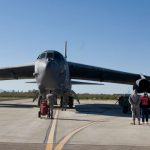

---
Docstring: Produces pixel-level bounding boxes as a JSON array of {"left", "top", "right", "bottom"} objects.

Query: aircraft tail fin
[{"left": 65, "top": 41, "right": 67, "bottom": 59}]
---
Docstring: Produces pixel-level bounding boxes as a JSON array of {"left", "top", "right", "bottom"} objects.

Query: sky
[{"left": 0, "top": 0, "right": 150, "bottom": 94}]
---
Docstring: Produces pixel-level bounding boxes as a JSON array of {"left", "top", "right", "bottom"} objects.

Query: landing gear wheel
[
  {"left": 38, "top": 111, "right": 41, "bottom": 118},
  {"left": 60, "top": 98, "right": 63, "bottom": 108},
  {"left": 122, "top": 106, "right": 129, "bottom": 114},
  {"left": 48, "top": 110, "right": 50, "bottom": 118},
  {"left": 68, "top": 97, "right": 74, "bottom": 108}
]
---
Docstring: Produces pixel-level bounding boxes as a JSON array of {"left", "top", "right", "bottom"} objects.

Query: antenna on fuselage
[{"left": 65, "top": 41, "right": 67, "bottom": 59}]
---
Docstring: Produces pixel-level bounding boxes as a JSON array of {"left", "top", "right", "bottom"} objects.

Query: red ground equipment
[{"left": 38, "top": 100, "right": 50, "bottom": 118}]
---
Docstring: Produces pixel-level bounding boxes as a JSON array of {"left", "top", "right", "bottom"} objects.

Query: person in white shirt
[{"left": 128, "top": 89, "right": 141, "bottom": 125}]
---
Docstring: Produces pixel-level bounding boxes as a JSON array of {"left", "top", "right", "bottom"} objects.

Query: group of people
[
  {"left": 44, "top": 88, "right": 150, "bottom": 122},
  {"left": 129, "top": 89, "right": 150, "bottom": 125}
]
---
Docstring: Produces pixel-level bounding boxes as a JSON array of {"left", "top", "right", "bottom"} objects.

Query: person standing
[
  {"left": 128, "top": 89, "right": 141, "bottom": 125},
  {"left": 46, "top": 91, "right": 55, "bottom": 119},
  {"left": 140, "top": 92, "right": 149, "bottom": 124},
  {"left": 61, "top": 92, "right": 68, "bottom": 111}
]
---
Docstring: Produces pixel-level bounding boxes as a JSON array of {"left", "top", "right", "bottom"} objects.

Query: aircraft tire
[
  {"left": 38, "top": 111, "right": 41, "bottom": 118},
  {"left": 122, "top": 106, "right": 129, "bottom": 114},
  {"left": 48, "top": 111, "right": 50, "bottom": 118},
  {"left": 60, "top": 99, "right": 63, "bottom": 108},
  {"left": 68, "top": 97, "right": 73, "bottom": 108}
]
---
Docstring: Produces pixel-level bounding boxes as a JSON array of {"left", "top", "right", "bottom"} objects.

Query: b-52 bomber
[{"left": 0, "top": 49, "right": 150, "bottom": 107}]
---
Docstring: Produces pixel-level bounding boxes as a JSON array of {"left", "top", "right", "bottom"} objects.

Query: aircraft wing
[
  {"left": 26, "top": 80, "right": 104, "bottom": 85},
  {"left": 0, "top": 64, "right": 34, "bottom": 80},
  {"left": 71, "top": 80, "right": 104, "bottom": 85},
  {"left": 0, "top": 61, "right": 150, "bottom": 86},
  {"left": 68, "top": 62, "right": 150, "bottom": 85}
]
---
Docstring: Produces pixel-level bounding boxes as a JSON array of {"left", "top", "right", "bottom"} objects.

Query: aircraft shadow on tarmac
[
  {"left": 0, "top": 103, "right": 36, "bottom": 108},
  {"left": 75, "top": 103, "right": 131, "bottom": 117}
]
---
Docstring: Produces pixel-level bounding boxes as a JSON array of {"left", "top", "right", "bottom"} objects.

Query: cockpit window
[
  {"left": 37, "top": 53, "right": 46, "bottom": 59},
  {"left": 46, "top": 52, "right": 64, "bottom": 60},
  {"left": 37, "top": 51, "right": 64, "bottom": 60},
  {"left": 47, "top": 53, "right": 54, "bottom": 59},
  {"left": 54, "top": 52, "right": 64, "bottom": 60}
]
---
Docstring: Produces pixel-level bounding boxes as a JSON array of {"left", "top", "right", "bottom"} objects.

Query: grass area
[
  {"left": 0, "top": 91, "right": 120, "bottom": 100},
  {"left": 78, "top": 94, "right": 119, "bottom": 100},
  {"left": 0, "top": 91, "right": 36, "bottom": 98}
]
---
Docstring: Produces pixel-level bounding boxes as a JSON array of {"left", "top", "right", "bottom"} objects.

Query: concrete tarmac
[{"left": 0, "top": 98, "right": 150, "bottom": 150}]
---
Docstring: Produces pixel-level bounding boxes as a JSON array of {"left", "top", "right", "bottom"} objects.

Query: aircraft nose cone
[{"left": 45, "top": 60, "right": 59, "bottom": 83}]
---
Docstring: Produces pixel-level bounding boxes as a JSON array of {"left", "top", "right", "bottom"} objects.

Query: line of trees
[
  {"left": 78, "top": 93, "right": 119, "bottom": 100},
  {"left": 0, "top": 90, "right": 37, "bottom": 98},
  {"left": 0, "top": 90, "right": 120, "bottom": 100}
]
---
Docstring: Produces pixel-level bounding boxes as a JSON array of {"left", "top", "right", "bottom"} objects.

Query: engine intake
[{"left": 134, "top": 79, "right": 150, "bottom": 93}]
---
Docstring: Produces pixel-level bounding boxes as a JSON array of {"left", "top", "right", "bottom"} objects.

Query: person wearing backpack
[{"left": 140, "top": 92, "right": 149, "bottom": 124}]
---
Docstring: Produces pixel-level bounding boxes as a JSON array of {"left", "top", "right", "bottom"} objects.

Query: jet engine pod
[{"left": 133, "top": 78, "right": 150, "bottom": 93}]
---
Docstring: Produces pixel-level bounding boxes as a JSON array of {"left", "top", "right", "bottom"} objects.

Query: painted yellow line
[
  {"left": 54, "top": 121, "right": 98, "bottom": 150},
  {"left": 46, "top": 110, "right": 59, "bottom": 150}
]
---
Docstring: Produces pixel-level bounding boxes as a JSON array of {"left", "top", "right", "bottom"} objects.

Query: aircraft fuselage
[{"left": 34, "top": 50, "right": 71, "bottom": 96}]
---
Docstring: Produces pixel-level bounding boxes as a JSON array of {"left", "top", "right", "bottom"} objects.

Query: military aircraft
[{"left": 0, "top": 49, "right": 150, "bottom": 107}]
